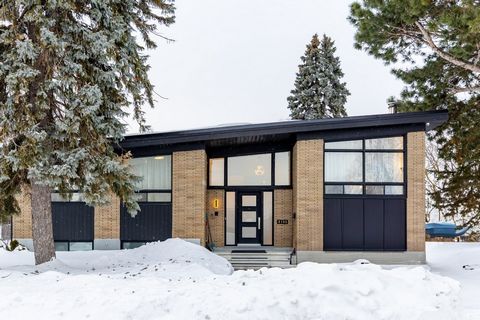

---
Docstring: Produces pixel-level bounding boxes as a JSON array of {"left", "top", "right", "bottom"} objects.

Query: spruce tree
[
  {"left": 349, "top": 0, "right": 480, "bottom": 229},
  {"left": 287, "top": 34, "right": 350, "bottom": 120},
  {"left": 0, "top": 1, "right": 175, "bottom": 264}
]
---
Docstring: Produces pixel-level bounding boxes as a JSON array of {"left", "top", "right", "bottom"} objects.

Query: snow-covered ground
[
  {"left": 0, "top": 239, "right": 477, "bottom": 320},
  {"left": 426, "top": 242, "right": 480, "bottom": 319}
]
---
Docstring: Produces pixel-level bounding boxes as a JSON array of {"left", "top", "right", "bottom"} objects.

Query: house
[{"left": 11, "top": 110, "right": 447, "bottom": 266}]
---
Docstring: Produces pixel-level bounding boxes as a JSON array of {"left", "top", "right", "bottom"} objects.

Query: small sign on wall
[{"left": 276, "top": 219, "right": 289, "bottom": 225}]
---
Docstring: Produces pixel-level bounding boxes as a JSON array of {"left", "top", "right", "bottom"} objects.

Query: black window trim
[
  {"left": 324, "top": 135, "right": 407, "bottom": 198},
  {"left": 207, "top": 150, "right": 293, "bottom": 189},
  {"left": 132, "top": 154, "right": 173, "bottom": 203},
  {"left": 54, "top": 241, "right": 94, "bottom": 251}
]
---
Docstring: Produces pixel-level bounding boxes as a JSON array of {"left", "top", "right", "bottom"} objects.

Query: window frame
[
  {"left": 207, "top": 150, "right": 292, "bottom": 189},
  {"left": 54, "top": 241, "right": 93, "bottom": 251},
  {"left": 131, "top": 154, "right": 173, "bottom": 203},
  {"left": 324, "top": 136, "right": 406, "bottom": 197},
  {"left": 227, "top": 153, "right": 273, "bottom": 186},
  {"left": 51, "top": 154, "right": 173, "bottom": 204}
]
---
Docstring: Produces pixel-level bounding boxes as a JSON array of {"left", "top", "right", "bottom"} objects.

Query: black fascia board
[{"left": 119, "top": 110, "right": 448, "bottom": 149}]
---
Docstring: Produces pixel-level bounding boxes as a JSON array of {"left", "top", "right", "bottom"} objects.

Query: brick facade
[
  {"left": 94, "top": 192, "right": 120, "bottom": 239},
  {"left": 274, "top": 189, "right": 293, "bottom": 247},
  {"left": 407, "top": 131, "right": 426, "bottom": 252},
  {"left": 9, "top": 130, "right": 428, "bottom": 261},
  {"left": 172, "top": 149, "right": 207, "bottom": 245},
  {"left": 293, "top": 139, "right": 324, "bottom": 251},
  {"left": 206, "top": 189, "right": 225, "bottom": 247}
]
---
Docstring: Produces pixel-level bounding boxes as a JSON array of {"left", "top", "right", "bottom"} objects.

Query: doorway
[{"left": 236, "top": 191, "right": 262, "bottom": 244}]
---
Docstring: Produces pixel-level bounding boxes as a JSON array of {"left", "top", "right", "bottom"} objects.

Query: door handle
[{"left": 258, "top": 217, "right": 261, "bottom": 230}]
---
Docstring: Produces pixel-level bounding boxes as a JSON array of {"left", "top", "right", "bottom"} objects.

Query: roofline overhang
[{"left": 118, "top": 110, "right": 448, "bottom": 149}]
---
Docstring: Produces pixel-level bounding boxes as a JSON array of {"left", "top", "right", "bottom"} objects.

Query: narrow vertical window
[
  {"left": 263, "top": 191, "right": 273, "bottom": 245},
  {"left": 209, "top": 158, "right": 225, "bottom": 186},
  {"left": 225, "top": 192, "right": 236, "bottom": 245},
  {"left": 275, "top": 152, "right": 291, "bottom": 186}
]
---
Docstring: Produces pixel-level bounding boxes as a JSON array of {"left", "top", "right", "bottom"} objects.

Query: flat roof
[{"left": 119, "top": 110, "right": 448, "bottom": 149}]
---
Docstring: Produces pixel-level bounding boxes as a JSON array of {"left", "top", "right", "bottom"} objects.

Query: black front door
[{"left": 236, "top": 191, "right": 262, "bottom": 244}]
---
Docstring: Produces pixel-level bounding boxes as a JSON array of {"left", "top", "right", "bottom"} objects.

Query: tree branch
[
  {"left": 415, "top": 22, "right": 480, "bottom": 73},
  {"left": 449, "top": 86, "right": 480, "bottom": 94}
]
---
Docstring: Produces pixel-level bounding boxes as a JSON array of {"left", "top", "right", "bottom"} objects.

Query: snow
[
  {"left": 0, "top": 239, "right": 476, "bottom": 320},
  {"left": 426, "top": 242, "right": 480, "bottom": 319}
]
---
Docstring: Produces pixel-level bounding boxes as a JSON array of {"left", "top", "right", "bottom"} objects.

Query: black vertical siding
[
  {"left": 364, "top": 199, "right": 384, "bottom": 250},
  {"left": 324, "top": 199, "right": 343, "bottom": 250},
  {"left": 384, "top": 199, "right": 406, "bottom": 250},
  {"left": 324, "top": 198, "right": 406, "bottom": 251},
  {"left": 52, "top": 202, "right": 94, "bottom": 241},
  {"left": 120, "top": 203, "right": 172, "bottom": 241},
  {"left": 342, "top": 199, "right": 364, "bottom": 250}
]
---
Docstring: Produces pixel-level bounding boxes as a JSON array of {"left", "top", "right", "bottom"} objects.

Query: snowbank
[
  {"left": 0, "top": 238, "right": 233, "bottom": 278},
  {"left": 0, "top": 240, "right": 463, "bottom": 319}
]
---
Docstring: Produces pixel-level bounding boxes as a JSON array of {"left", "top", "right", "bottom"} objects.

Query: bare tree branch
[{"left": 415, "top": 22, "right": 480, "bottom": 73}]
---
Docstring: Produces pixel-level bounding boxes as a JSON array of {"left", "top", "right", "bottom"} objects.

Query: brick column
[
  {"left": 293, "top": 139, "right": 324, "bottom": 251},
  {"left": 274, "top": 189, "right": 293, "bottom": 247},
  {"left": 12, "top": 186, "right": 34, "bottom": 249},
  {"left": 407, "top": 131, "right": 426, "bottom": 252},
  {"left": 206, "top": 189, "right": 225, "bottom": 247},
  {"left": 94, "top": 192, "right": 121, "bottom": 250},
  {"left": 172, "top": 149, "right": 207, "bottom": 245}
]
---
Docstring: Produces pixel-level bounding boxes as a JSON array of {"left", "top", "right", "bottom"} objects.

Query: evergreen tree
[
  {"left": 0, "top": 1, "right": 175, "bottom": 264},
  {"left": 349, "top": 1, "right": 480, "bottom": 228},
  {"left": 287, "top": 34, "right": 350, "bottom": 120}
]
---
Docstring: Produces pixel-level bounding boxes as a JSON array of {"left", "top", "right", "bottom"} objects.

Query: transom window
[
  {"left": 209, "top": 151, "right": 291, "bottom": 187},
  {"left": 324, "top": 137, "right": 404, "bottom": 195}
]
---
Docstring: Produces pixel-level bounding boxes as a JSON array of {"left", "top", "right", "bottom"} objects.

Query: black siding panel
[
  {"left": 324, "top": 198, "right": 406, "bottom": 251},
  {"left": 364, "top": 199, "right": 384, "bottom": 250},
  {"left": 342, "top": 199, "right": 364, "bottom": 250},
  {"left": 52, "top": 203, "right": 94, "bottom": 241},
  {"left": 121, "top": 203, "right": 172, "bottom": 241},
  {"left": 384, "top": 199, "right": 406, "bottom": 250},
  {"left": 324, "top": 199, "right": 343, "bottom": 250}
]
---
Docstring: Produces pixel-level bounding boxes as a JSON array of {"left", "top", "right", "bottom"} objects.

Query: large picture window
[
  {"left": 324, "top": 152, "right": 363, "bottom": 182},
  {"left": 365, "top": 152, "right": 403, "bottom": 183},
  {"left": 209, "top": 151, "right": 291, "bottom": 187},
  {"left": 130, "top": 155, "right": 172, "bottom": 202},
  {"left": 228, "top": 154, "right": 272, "bottom": 186},
  {"left": 324, "top": 137, "right": 404, "bottom": 195}
]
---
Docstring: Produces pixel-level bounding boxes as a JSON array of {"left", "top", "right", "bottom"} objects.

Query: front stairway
[{"left": 213, "top": 247, "right": 296, "bottom": 270}]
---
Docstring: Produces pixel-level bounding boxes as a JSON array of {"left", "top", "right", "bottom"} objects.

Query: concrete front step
[{"left": 213, "top": 247, "right": 296, "bottom": 270}]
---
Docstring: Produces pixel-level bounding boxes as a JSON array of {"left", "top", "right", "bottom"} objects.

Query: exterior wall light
[
  {"left": 255, "top": 165, "right": 265, "bottom": 176},
  {"left": 213, "top": 198, "right": 220, "bottom": 209}
]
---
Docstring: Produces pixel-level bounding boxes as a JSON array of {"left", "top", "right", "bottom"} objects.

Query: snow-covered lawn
[{"left": 0, "top": 239, "right": 477, "bottom": 320}]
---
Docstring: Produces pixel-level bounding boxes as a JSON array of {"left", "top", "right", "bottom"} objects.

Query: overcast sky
[{"left": 127, "top": 0, "right": 405, "bottom": 133}]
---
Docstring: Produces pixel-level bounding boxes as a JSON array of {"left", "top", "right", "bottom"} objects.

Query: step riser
[{"left": 215, "top": 252, "right": 295, "bottom": 270}]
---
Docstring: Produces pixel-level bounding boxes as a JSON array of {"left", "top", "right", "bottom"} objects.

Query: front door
[{"left": 236, "top": 191, "right": 262, "bottom": 244}]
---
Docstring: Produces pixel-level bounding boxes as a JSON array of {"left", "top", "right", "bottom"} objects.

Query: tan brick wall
[
  {"left": 12, "top": 186, "right": 32, "bottom": 239},
  {"left": 407, "top": 131, "right": 426, "bottom": 252},
  {"left": 206, "top": 189, "right": 225, "bottom": 247},
  {"left": 292, "top": 144, "right": 298, "bottom": 248},
  {"left": 274, "top": 189, "right": 293, "bottom": 247},
  {"left": 94, "top": 192, "right": 120, "bottom": 239},
  {"left": 293, "top": 139, "right": 324, "bottom": 251},
  {"left": 172, "top": 149, "right": 207, "bottom": 245}
]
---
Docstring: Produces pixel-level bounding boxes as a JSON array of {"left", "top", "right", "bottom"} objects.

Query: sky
[{"left": 127, "top": 0, "right": 405, "bottom": 133}]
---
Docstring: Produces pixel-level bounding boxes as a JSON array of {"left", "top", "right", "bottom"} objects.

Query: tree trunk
[{"left": 30, "top": 179, "right": 56, "bottom": 264}]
